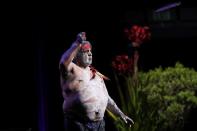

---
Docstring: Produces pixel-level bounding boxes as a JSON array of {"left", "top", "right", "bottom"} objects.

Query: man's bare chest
[{"left": 62, "top": 69, "right": 107, "bottom": 95}]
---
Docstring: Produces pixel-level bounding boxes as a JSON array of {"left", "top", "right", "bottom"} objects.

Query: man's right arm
[
  {"left": 59, "top": 41, "right": 81, "bottom": 68},
  {"left": 59, "top": 32, "right": 86, "bottom": 69}
]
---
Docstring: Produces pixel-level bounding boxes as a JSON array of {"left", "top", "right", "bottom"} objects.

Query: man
[{"left": 59, "top": 32, "right": 134, "bottom": 131}]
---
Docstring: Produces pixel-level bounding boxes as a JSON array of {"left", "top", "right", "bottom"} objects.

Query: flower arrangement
[
  {"left": 109, "top": 24, "right": 197, "bottom": 131},
  {"left": 108, "top": 25, "right": 151, "bottom": 131}
]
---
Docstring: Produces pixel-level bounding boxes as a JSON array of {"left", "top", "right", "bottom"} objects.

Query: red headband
[{"left": 81, "top": 42, "right": 91, "bottom": 50}]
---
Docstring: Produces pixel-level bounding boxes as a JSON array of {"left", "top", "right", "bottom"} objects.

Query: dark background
[{"left": 1, "top": 0, "right": 197, "bottom": 131}]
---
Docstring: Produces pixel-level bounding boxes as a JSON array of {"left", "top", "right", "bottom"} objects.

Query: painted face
[{"left": 77, "top": 42, "right": 92, "bottom": 67}]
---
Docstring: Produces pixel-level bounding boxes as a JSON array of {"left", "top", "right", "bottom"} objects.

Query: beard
[
  {"left": 79, "top": 57, "right": 92, "bottom": 67},
  {"left": 84, "top": 58, "right": 92, "bottom": 65}
]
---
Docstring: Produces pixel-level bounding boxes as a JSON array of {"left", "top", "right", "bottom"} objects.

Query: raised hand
[{"left": 76, "top": 32, "right": 86, "bottom": 43}]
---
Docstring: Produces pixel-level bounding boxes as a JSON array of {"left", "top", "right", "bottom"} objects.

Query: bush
[{"left": 110, "top": 62, "right": 197, "bottom": 131}]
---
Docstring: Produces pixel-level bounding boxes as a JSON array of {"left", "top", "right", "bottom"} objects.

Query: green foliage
[{"left": 110, "top": 62, "right": 197, "bottom": 131}]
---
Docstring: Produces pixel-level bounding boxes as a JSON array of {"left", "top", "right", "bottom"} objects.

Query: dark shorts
[{"left": 64, "top": 114, "right": 105, "bottom": 131}]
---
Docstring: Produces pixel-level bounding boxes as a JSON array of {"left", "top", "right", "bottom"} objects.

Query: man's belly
[
  {"left": 84, "top": 101, "right": 107, "bottom": 121},
  {"left": 63, "top": 93, "right": 108, "bottom": 121},
  {"left": 63, "top": 75, "right": 109, "bottom": 121}
]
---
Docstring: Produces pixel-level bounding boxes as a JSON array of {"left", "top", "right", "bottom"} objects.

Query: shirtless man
[{"left": 59, "top": 32, "right": 134, "bottom": 131}]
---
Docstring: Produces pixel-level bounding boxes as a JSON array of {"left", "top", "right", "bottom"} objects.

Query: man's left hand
[{"left": 121, "top": 115, "right": 134, "bottom": 127}]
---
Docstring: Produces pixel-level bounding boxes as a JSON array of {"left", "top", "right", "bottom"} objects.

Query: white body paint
[{"left": 61, "top": 63, "right": 109, "bottom": 121}]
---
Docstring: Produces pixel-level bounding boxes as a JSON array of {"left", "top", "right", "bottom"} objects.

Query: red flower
[
  {"left": 112, "top": 55, "right": 134, "bottom": 74},
  {"left": 124, "top": 25, "right": 151, "bottom": 47}
]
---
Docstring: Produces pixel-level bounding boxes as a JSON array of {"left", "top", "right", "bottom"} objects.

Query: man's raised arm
[{"left": 59, "top": 32, "right": 86, "bottom": 68}]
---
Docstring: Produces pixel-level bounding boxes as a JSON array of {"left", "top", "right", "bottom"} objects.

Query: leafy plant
[
  {"left": 109, "top": 62, "right": 197, "bottom": 131},
  {"left": 108, "top": 25, "right": 197, "bottom": 131}
]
